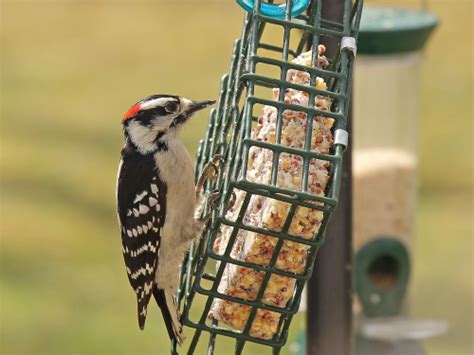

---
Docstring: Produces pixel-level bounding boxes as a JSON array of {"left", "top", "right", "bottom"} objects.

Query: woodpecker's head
[{"left": 122, "top": 94, "right": 215, "bottom": 153}]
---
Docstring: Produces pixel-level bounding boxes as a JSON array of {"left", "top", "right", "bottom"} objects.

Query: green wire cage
[{"left": 176, "top": 1, "right": 363, "bottom": 353}]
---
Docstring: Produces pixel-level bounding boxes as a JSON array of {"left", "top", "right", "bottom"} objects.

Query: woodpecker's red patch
[{"left": 123, "top": 104, "right": 141, "bottom": 121}]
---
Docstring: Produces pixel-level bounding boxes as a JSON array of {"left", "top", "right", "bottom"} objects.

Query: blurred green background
[{"left": 1, "top": 0, "right": 472, "bottom": 354}]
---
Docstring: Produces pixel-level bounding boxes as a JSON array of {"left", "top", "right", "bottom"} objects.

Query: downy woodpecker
[{"left": 116, "top": 94, "right": 215, "bottom": 345}]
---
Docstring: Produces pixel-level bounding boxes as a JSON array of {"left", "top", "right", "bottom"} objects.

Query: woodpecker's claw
[
  {"left": 195, "top": 154, "right": 223, "bottom": 199},
  {"left": 195, "top": 154, "right": 224, "bottom": 222},
  {"left": 227, "top": 191, "right": 237, "bottom": 211},
  {"left": 195, "top": 190, "right": 220, "bottom": 224},
  {"left": 207, "top": 191, "right": 221, "bottom": 209},
  {"left": 198, "top": 191, "right": 221, "bottom": 224}
]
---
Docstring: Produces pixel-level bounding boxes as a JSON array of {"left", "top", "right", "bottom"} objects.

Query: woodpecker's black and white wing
[{"left": 116, "top": 145, "right": 166, "bottom": 330}]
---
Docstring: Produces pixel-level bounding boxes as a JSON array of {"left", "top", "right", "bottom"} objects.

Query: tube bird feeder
[{"left": 353, "top": 6, "right": 446, "bottom": 355}]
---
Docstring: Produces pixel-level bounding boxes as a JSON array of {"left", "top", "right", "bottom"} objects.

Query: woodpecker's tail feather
[
  {"left": 138, "top": 305, "right": 147, "bottom": 331},
  {"left": 137, "top": 288, "right": 153, "bottom": 330},
  {"left": 153, "top": 286, "right": 185, "bottom": 346}
]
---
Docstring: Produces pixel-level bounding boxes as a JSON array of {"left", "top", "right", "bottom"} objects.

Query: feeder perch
[{"left": 175, "top": 1, "right": 363, "bottom": 353}]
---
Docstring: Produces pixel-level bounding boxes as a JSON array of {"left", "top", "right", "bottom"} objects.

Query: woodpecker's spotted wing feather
[{"left": 117, "top": 144, "right": 167, "bottom": 330}]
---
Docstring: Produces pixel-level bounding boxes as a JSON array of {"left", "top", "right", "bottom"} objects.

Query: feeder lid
[{"left": 358, "top": 6, "right": 438, "bottom": 55}]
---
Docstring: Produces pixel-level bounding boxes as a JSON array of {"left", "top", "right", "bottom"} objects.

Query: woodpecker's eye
[{"left": 165, "top": 101, "right": 179, "bottom": 113}]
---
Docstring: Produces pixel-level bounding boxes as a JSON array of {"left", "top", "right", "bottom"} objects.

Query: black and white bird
[{"left": 116, "top": 94, "right": 215, "bottom": 345}]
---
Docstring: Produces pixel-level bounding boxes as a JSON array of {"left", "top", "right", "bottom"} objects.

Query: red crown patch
[{"left": 123, "top": 104, "right": 141, "bottom": 121}]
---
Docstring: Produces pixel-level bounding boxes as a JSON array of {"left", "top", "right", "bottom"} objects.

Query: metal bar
[
  {"left": 243, "top": 73, "right": 346, "bottom": 100},
  {"left": 306, "top": 118, "right": 352, "bottom": 355},
  {"left": 243, "top": 138, "right": 341, "bottom": 162},
  {"left": 306, "top": 1, "right": 353, "bottom": 354},
  {"left": 207, "top": 319, "right": 218, "bottom": 355},
  {"left": 234, "top": 179, "right": 337, "bottom": 208},
  {"left": 219, "top": 220, "right": 324, "bottom": 249},
  {"left": 185, "top": 320, "right": 289, "bottom": 348},
  {"left": 252, "top": 56, "right": 345, "bottom": 79},
  {"left": 247, "top": 96, "right": 345, "bottom": 121}
]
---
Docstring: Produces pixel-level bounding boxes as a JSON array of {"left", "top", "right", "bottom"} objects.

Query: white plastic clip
[
  {"left": 341, "top": 36, "right": 357, "bottom": 57},
  {"left": 334, "top": 129, "right": 349, "bottom": 150}
]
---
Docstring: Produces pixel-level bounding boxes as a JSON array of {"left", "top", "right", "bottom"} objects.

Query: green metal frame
[{"left": 175, "top": 1, "right": 363, "bottom": 353}]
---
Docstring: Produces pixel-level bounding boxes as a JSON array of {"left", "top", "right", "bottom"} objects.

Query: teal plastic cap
[{"left": 358, "top": 6, "right": 438, "bottom": 55}]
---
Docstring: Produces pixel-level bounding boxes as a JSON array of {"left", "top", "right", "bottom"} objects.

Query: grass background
[{"left": 1, "top": 0, "right": 472, "bottom": 354}]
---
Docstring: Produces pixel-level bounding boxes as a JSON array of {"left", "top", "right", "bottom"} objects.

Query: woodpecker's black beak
[
  {"left": 172, "top": 99, "right": 215, "bottom": 128},
  {"left": 186, "top": 100, "right": 216, "bottom": 115}
]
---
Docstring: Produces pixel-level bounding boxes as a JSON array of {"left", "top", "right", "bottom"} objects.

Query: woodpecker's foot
[
  {"left": 207, "top": 191, "right": 221, "bottom": 209},
  {"left": 227, "top": 191, "right": 237, "bottom": 212},
  {"left": 195, "top": 154, "right": 223, "bottom": 199},
  {"left": 197, "top": 190, "right": 221, "bottom": 224}
]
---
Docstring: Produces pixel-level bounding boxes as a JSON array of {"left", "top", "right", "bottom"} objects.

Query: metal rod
[{"left": 306, "top": 0, "right": 353, "bottom": 354}]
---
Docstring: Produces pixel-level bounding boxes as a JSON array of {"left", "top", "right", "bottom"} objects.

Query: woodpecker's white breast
[
  {"left": 152, "top": 136, "right": 196, "bottom": 290},
  {"left": 154, "top": 137, "right": 195, "bottom": 213},
  {"left": 156, "top": 138, "right": 194, "bottom": 231}
]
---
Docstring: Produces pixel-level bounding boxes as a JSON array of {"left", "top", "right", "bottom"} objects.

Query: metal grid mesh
[{"left": 175, "top": 1, "right": 362, "bottom": 353}]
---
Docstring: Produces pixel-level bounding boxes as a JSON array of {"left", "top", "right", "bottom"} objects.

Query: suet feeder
[{"left": 174, "top": 1, "right": 363, "bottom": 354}]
